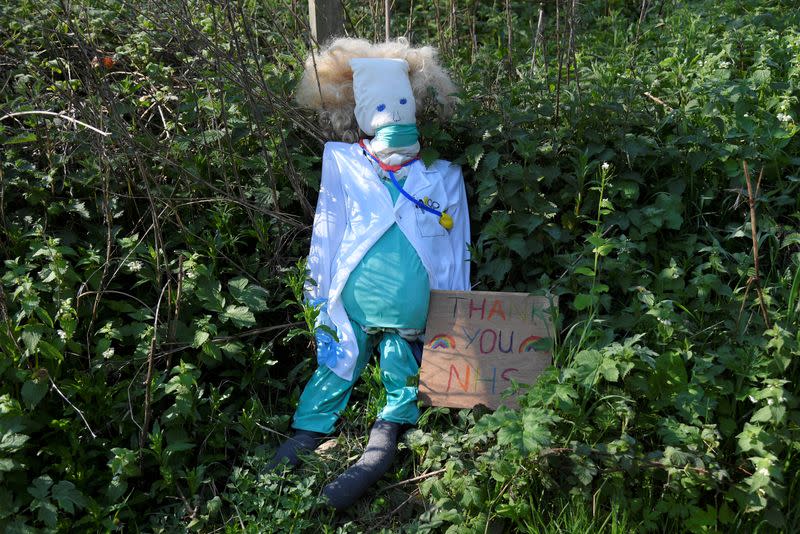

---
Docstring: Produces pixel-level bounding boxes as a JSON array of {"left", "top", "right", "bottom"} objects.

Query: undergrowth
[{"left": 1, "top": 0, "right": 798, "bottom": 532}]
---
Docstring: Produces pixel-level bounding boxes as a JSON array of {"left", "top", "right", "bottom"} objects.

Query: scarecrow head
[{"left": 296, "top": 38, "right": 458, "bottom": 142}]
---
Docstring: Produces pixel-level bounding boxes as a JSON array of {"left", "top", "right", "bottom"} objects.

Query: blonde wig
[{"left": 296, "top": 38, "right": 459, "bottom": 142}]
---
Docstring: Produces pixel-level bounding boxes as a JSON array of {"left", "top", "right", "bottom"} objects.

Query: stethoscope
[{"left": 358, "top": 139, "right": 453, "bottom": 231}]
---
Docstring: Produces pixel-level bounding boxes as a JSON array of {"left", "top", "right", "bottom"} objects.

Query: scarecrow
[{"left": 269, "top": 37, "right": 470, "bottom": 510}]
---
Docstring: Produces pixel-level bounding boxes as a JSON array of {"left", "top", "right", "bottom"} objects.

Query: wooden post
[
  {"left": 384, "top": 0, "right": 390, "bottom": 41},
  {"left": 308, "top": 0, "right": 344, "bottom": 45}
]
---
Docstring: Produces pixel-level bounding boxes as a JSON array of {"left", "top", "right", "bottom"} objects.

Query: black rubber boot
[
  {"left": 322, "top": 419, "right": 404, "bottom": 510},
  {"left": 266, "top": 429, "right": 324, "bottom": 470}
]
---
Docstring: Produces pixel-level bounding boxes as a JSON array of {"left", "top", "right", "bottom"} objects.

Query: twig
[
  {"left": 175, "top": 483, "right": 198, "bottom": 520},
  {"left": 387, "top": 492, "right": 417, "bottom": 518},
  {"left": 0, "top": 110, "right": 111, "bottom": 137},
  {"left": 254, "top": 421, "right": 292, "bottom": 441},
  {"left": 140, "top": 281, "right": 169, "bottom": 449},
  {"left": 0, "top": 286, "right": 24, "bottom": 354},
  {"left": 505, "top": 0, "right": 513, "bottom": 78},
  {"left": 127, "top": 359, "right": 148, "bottom": 435},
  {"left": 379, "top": 468, "right": 447, "bottom": 492},
  {"left": 155, "top": 321, "right": 303, "bottom": 359},
  {"left": 644, "top": 91, "right": 673, "bottom": 111},
  {"left": 742, "top": 161, "right": 771, "bottom": 328},
  {"left": 569, "top": 0, "right": 581, "bottom": 95},
  {"left": 554, "top": 0, "right": 564, "bottom": 123},
  {"left": 49, "top": 375, "right": 98, "bottom": 438},
  {"left": 530, "top": 3, "right": 545, "bottom": 72},
  {"left": 166, "top": 256, "right": 184, "bottom": 370},
  {"left": 635, "top": 0, "right": 650, "bottom": 42},
  {"left": 76, "top": 289, "right": 154, "bottom": 314}
]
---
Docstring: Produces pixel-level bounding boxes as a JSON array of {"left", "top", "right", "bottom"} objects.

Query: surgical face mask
[{"left": 350, "top": 57, "right": 417, "bottom": 136}]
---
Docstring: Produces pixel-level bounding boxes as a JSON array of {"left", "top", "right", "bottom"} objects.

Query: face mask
[{"left": 372, "top": 123, "right": 419, "bottom": 148}]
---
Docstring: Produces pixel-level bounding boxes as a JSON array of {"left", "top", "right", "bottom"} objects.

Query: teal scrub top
[{"left": 341, "top": 177, "right": 431, "bottom": 329}]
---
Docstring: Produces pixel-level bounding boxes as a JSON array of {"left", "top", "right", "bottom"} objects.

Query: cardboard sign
[{"left": 418, "top": 290, "right": 557, "bottom": 410}]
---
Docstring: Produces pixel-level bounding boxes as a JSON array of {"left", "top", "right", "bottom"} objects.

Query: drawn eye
[
  {"left": 376, "top": 103, "right": 386, "bottom": 112},
  {"left": 399, "top": 98, "right": 407, "bottom": 105}
]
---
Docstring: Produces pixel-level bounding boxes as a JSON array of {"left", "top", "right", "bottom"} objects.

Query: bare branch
[
  {"left": 1, "top": 110, "right": 111, "bottom": 137},
  {"left": 49, "top": 375, "right": 98, "bottom": 439}
]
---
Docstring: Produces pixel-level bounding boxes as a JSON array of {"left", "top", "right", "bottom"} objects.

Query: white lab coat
[{"left": 306, "top": 141, "right": 471, "bottom": 381}]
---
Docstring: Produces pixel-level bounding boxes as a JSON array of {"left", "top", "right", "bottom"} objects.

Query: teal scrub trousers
[{"left": 292, "top": 319, "right": 420, "bottom": 434}]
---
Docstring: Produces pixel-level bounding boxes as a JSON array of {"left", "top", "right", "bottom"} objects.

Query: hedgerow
[{"left": 1, "top": 0, "right": 798, "bottom": 532}]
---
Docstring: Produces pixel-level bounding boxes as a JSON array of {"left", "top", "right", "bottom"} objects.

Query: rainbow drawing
[
  {"left": 429, "top": 334, "right": 456, "bottom": 350},
  {"left": 518, "top": 336, "right": 543, "bottom": 353}
]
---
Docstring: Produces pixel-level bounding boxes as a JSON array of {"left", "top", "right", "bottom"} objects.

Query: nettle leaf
[
  {"left": 107, "top": 477, "right": 128, "bottom": 502},
  {"left": 206, "top": 495, "right": 222, "bottom": 516},
  {"left": 573, "top": 349, "right": 603, "bottom": 387},
  {"left": 654, "top": 192, "right": 683, "bottom": 230},
  {"left": 229, "top": 277, "right": 268, "bottom": 312},
  {"left": 37, "top": 340, "right": 62, "bottom": 361},
  {"left": 28, "top": 475, "right": 53, "bottom": 501},
  {"left": 165, "top": 440, "right": 195, "bottom": 454},
  {"left": 0, "top": 458, "right": 20, "bottom": 473},
  {"left": 420, "top": 147, "right": 440, "bottom": 167},
  {"left": 496, "top": 420, "right": 523, "bottom": 452},
  {"left": 35, "top": 500, "right": 58, "bottom": 528},
  {"left": 222, "top": 305, "right": 256, "bottom": 328},
  {"left": 506, "top": 235, "right": 528, "bottom": 258},
  {"left": 51, "top": 480, "right": 87, "bottom": 513},
  {"left": 192, "top": 330, "right": 210, "bottom": 348},
  {"left": 736, "top": 423, "right": 772, "bottom": 456},
  {"left": 196, "top": 129, "right": 226, "bottom": 145},
  {"left": 751, "top": 405, "right": 786, "bottom": 425},
  {"left": 521, "top": 411, "right": 551, "bottom": 453},
  {"left": 685, "top": 505, "right": 718, "bottom": 530},
  {"left": 465, "top": 143, "right": 484, "bottom": 171},
  {"left": 482, "top": 151, "right": 500, "bottom": 172},
  {"left": 599, "top": 358, "right": 620, "bottom": 382},
  {"left": 20, "top": 327, "right": 42, "bottom": 354},
  {"left": 0, "top": 431, "right": 30, "bottom": 453},
  {"left": 21, "top": 378, "right": 49, "bottom": 409},
  {"left": 571, "top": 456, "right": 598, "bottom": 486},
  {"left": 195, "top": 277, "right": 225, "bottom": 312},
  {"left": 573, "top": 293, "right": 596, "bottom": 311},
  {"left": 66, "top": 199, "right": 91, "bottom": 219}
]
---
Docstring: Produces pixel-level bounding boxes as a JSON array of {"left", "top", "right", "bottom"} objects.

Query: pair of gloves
[{"left": 309, "top": 298, "right": 344, "bottom": 367}]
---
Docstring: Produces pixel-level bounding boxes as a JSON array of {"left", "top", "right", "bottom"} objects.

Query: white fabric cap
[{"left": 350, "top": 58, "right": 417, "bottom": 135}]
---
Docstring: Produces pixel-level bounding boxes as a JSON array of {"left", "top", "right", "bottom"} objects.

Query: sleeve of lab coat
[
  {"left": 444, "top": 163, "right": 471, "bottom": 291},
  {"left": 305, "top": 143, "right": 347, "bottom": 303}
]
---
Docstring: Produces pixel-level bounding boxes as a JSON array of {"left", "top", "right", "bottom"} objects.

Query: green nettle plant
[{"left": 1, "top": 0, "right": 798, "bottom": 532}]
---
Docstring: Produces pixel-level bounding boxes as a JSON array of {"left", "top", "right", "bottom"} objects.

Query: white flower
[
  {"left": 102, "top": 346, "right": 115, "bottom": 359},
  {"left": 127, "top": 260, "right": 143, "bottom": 272},
  {"left": 777, "top": 113, "right": 793, "bottom": 123},
  {"left": 57, "top": 330, "right": 67, "bottom": 341},
  {"left": 719, "top": 60, "right": 731, "bottom": 68},
  {"left": 601, "top": 162, "right": 611, "bottom": 171}
]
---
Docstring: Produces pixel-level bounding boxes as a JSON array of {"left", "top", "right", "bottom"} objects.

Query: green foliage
[{"left": 1, "top": 0, "right": 799, "bottom": 532}]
